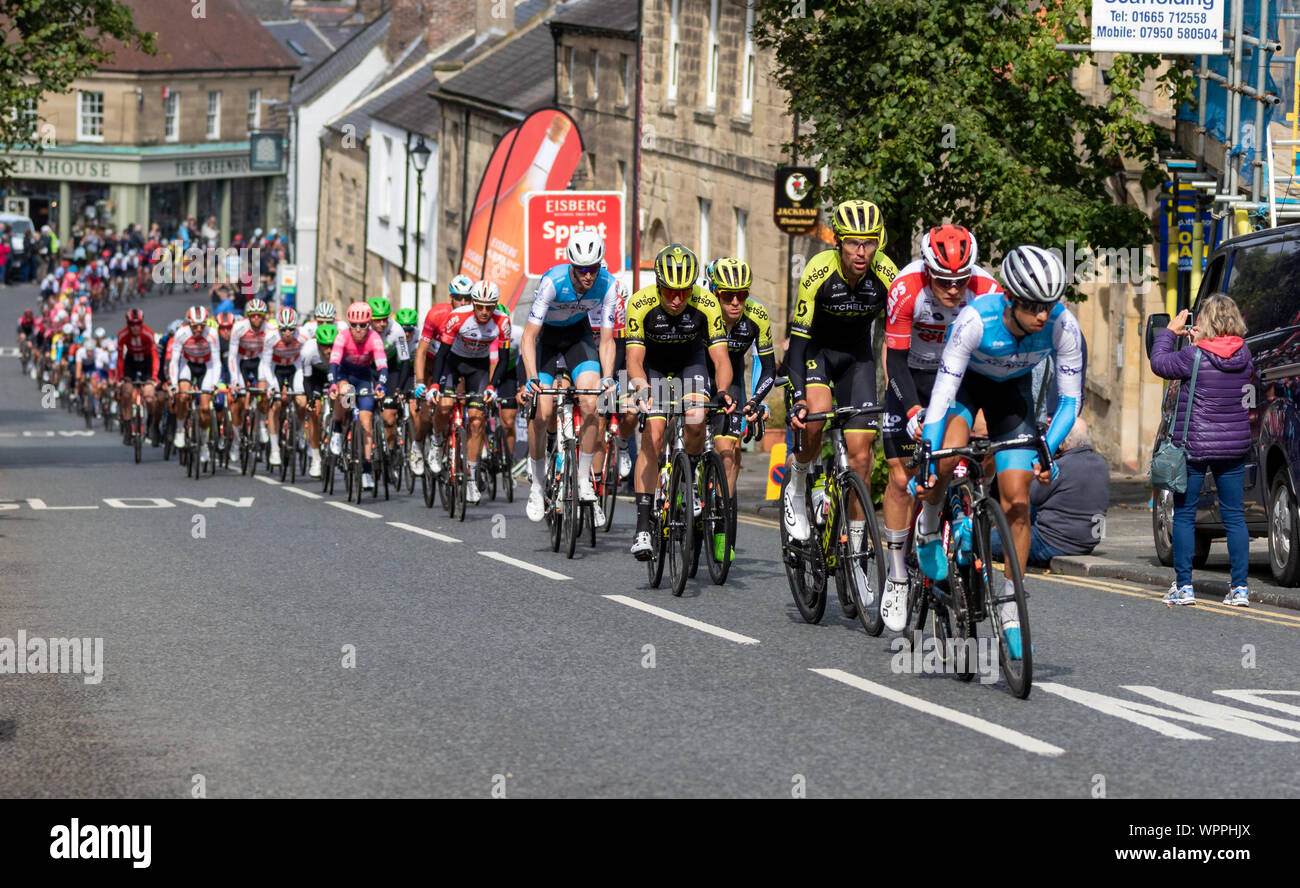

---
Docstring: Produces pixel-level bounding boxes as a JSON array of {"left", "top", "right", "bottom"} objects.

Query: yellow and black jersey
[
  {"left": 724, "top": 297, "right": 774, "bottom": 359},
  {"left": 791, "top": 248, "right": 898, "bottom": 351},
  {"left": 625, "top": 285, "right": 727, "bottom": 356}
]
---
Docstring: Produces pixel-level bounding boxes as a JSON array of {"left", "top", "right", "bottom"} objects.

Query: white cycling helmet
[
  {"left": 448, "top": 274, "right": 474, "bottom": 297},
  {"left": 62, "top": 323, "right": 75, "bottom": 336},
  {"left": 470, "top": 280, "right": 501, "bottom": 305},
  {"left": 565, "top": 229, "right": 605, "bottom": 267},
  {"left": 1000, "top": 245, "right": 1066, "bottom": 304},
  {"left": 94, "top": 326, "right": 106, "bottom": 339},
  {"left": 314, "top": 302, "right": 337, "bottom": 321}
]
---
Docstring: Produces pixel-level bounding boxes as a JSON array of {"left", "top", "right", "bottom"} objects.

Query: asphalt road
[{"left": 3, "top": 283, "right": 1299, "bottom": 798}]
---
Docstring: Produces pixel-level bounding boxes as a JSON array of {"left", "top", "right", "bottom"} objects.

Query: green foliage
[
  {"left": 0, "top": 0, "right": 155, "bottom": 172},
  {"left": 871, "top": 443, "right": 888, "bottom": 508},
  {"left": 753, "top": 0, "right": 1196, "bottom": 267}
]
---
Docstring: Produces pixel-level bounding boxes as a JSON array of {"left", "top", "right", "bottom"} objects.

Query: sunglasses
[
  {"left": 661, "top": 286, "right": 691, "bottom": 300},
  {"left": 1011, "top": 298, "right": 1052, "bottom": 316},
  {"left": 717, "top": 289, "right": 749, "bottom": 303},
  {"left": 931, "top": 275, "right": 970, "bottom": 290},
  {"left": 841, "top": 237, "right": 880, "bottom": 252},
  {"left": 574, "top": 264, "right": 601, "bottom": 275}
]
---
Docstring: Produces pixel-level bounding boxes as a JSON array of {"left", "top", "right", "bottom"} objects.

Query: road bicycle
[
  {"left": 339, "top": 386, "right": 385, "bottom": 503},
  {"left": 530, "top": 385, "right": 605, "bottom": 558},
  {"left": 780, "top": 405, "right": 886, "bottom": 635},
  {"left": 684, "top": 402, "right": 736, "bottom": 586},
  {"left": 272, "top": 388, "right": 306, "bottom": 484},
  {"left": 236, "top": 388, "right": 270, "bottom": 476},
  {"left": 480, "top": 397, "right": 514, "bottom": 503},
  {"left": 593, "top": 405, "right": 625, "bottom": 532},
  {"left": 436, "top": 390, "right": 490, "bottom": 522},
  {"left": 906, "top": 429, "right": 1053, "bottom": 699}
]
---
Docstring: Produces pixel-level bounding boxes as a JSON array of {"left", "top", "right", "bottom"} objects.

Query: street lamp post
[{"left": 409, "top": 136, "right": 432, "bottom": 316}]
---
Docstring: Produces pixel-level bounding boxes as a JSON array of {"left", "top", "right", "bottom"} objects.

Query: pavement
[{"left": 734, "top": 454, "right": 1300, "bottom": 613}]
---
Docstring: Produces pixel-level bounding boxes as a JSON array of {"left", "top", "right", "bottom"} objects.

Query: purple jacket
[{"left": 1150, "top": 328, "right": 1254, "bottom": 461}]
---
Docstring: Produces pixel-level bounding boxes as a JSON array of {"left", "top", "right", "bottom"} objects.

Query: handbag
[{"left": 1151, "top": 350, "right": 1202, "bottom": 494}]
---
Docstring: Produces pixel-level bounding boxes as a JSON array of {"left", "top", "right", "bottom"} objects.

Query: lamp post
[{"left": 409, "top": 136, "right": 432, "bottom": 315}]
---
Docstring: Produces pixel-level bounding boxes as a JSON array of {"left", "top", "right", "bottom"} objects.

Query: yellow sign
[{"left": 766, "top": 443, "right": 787, "bottom": 500}]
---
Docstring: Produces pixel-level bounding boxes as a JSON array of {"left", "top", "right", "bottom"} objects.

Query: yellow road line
[
  {"left": 738, "top": 513, "right": 778, "bottom": 529},
  {"left": 1040, "top": 572, "right": 1300, "bottom": 629}
]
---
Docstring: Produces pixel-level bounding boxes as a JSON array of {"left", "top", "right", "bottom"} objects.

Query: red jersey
[
  {"left": 419, "top": 303, "right": 454, "bottom": 344},
  {"left": 116, "top": 325, "right": 159, "bottom": 379}
]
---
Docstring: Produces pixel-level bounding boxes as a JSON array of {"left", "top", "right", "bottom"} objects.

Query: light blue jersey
[{"left": 526, "top": 264, "right": 620, "bottom": 329}]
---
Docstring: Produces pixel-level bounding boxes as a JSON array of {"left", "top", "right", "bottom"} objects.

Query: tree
[
  {"left": 753, "top": 0, "right": 1197, "bottom": 271},
  {"left": 0, "top": 0, "right": 155, "bottom": 175}
]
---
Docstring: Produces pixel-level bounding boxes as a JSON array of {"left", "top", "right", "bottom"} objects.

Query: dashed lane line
[
  {"left": 388, "top": 521, "right": 461, "bottom": 543},
  {"left": 479, "top": 551, "right": 570, "bottom": 580},
  {"left": 810, "top": 668, "right": 1065, "bottom": 756},
  {"left": 603, "top": 594, "right": 760, "bottom": 645},
  {"left": 281, "top": 485, "right": 322, "bottom": 500},
  {"left": 328, "top": 501, "right": 382, "bottom": 519},
  {"left": 251, "top": 475, "right": 280, "bottom": 485}
]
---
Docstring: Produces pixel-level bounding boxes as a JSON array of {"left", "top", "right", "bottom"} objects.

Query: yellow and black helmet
[
  {"left": 710, "top": 257, "right": 752, "bottom": 291},
  {"left": 831, "top": 199, "right": 887, "bottom": 246},
  {"left": 654, "top": 243, "right": 699, "bottom": 290}
]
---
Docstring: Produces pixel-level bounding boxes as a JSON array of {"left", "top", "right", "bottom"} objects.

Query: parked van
[{"left": 1145, "top": 222, "right": 1300, "bottom": 584}]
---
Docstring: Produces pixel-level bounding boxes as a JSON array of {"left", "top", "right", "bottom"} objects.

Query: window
[
  {"left": 1222, "top": 238, "right": 1300, "bottom": 338},
  {"left": 247, "top": 88, "right": 261, "bottom": 132},
  {"left": 12, "top": 98, "right": 37, "bottom": 140},
  {"left": 590, "top": 50, "right": 600, "bottom": 101},
  {"left": 667, "top": 0, "right": 680, "bottom": 103},
  {"left": 741, "top": 4, "right": 756, "bottom": 118},
  {"left": 77, "top": 91, "right": 104, "bottom": 142},
  {"left": 164, "top": 91, "right": 179, "bottom": 142},
  {"left": 698, "top": 197, "right": 711, "bottom": 265},
  {"left": 619, "top": 53, "right": 630, "bottom": 105},
  {"left": 617, "top": 160, "right": 626, "bottom": 195},
  {"left": 566, "top": 45, "right": 576, "bottom": 99},
  {"left": 735, "top": 208, "right": 748, "bottom": 263},
  {"left": 705, "top": 0, "right": 720, "bottom": 110},
  {"left": 207, "top": 90, "right": 221, "bottom": 139},
  {"left": 378, "top": 135, "right": 392, "bottom": 219}
]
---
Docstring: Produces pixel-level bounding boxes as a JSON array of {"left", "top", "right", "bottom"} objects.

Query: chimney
[
  {"left": 388, "top": 0, "right": 476, "bottom": 61},
  {"left": 355, "top": 0, "right": 389, "bottom": 22},
  {"left": 476, "top": 0, "right": 513, "bottom": 38}
]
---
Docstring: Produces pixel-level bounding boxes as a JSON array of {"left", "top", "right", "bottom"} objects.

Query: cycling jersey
[
  {"left": 923, "top": 291, "right": 1085, "bottom": 465},
  {"left": 430, "top": 306, "right": 511, "bottom": 392},
  {"left": 227, "top": 317, "right": 275, "bottom": 382},
  {"left": 624, "top": 284, "right": 726, "bottom": 359},
  {"left": 261, "top": 329, "right": 307, "bottom": 393},
  {"left": 419, "top": 303, "right": 454, "bottom": 347},
  {"left": 328, "top": 329, "right": 388, "bottom": 387},
  {"left": 527, "top": 264, "right": 620, "bottom": 330},
  {"left": 170, "top": 327, "right": 221, "bottom": 389},
  {"left": 712, "top": 298, "right": 777, "bottom": 439},
  {"left": 116, "top": 324, "right": 159, "bottom": 381}
]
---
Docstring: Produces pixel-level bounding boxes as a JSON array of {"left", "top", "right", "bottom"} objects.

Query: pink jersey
[
  {"left": 330, "top": 328, "right": 388, "bottom": 377},
  {"left": 439, "top": 305, "right": 511, "bottom": 359}
]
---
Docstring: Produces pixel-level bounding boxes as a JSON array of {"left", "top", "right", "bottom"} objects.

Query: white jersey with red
[
  {"left": 227, "top": 317, "right": 275, "bottom": 378},
  {"left": 169, "top": 326, "right": 221, "bottom": 389},
  {"left": 260, "top": 329, "right": 308, "bottom": 392},
  {"left": 438, "top": 305, "right": 511, "bottom": 360},
  {"left": 71, "top": 304, "right": 92, "bottom": 334},
  {"left": 884, "top": 260, "right": 1001, "bottom": 373}
]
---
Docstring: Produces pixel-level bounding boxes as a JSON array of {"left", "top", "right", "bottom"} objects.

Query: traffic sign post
[
  {"left": 524, "top": 191, "right": 624, "bottom": 275},
  {"left": 276, "top": 263, "right": 297, "bottom": 310}
]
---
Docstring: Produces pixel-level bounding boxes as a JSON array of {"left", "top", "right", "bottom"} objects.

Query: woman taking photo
[{"left": 1149, "top": 293, "right": 1255, "bottom": 607}]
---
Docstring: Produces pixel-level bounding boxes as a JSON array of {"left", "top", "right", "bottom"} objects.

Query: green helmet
[
  {"left": 367, "top": 296, "right": 391, "bottom": 319},
  {"left": 395, "top": 308, "right": 418, "bottom": 327},
  {"left": 315, "top": 323, "right": 339, "bottom": 347}
]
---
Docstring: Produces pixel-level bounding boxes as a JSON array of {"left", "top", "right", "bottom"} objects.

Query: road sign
[
  {"left": 774, "top": 166, "right": 820, "bottom": 235},
  {"left": 524, "top": 191, "right": 623, "bottom": 276},
  {"left": 277, "top": 263, "right": 297, "bottom": 309},
  {"left": 1091, "top": 0, "right": 1224, "bottom": 55}
]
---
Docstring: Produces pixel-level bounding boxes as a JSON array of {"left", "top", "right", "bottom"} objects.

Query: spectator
[
  {"left": 1149, "top": 293, "right": 1255, "bottom": 607},
  {"left": 178, "top": 217, "right": 191, "bottom": 250},
  {"left": 201, "top": 215, "right": 219, "bottom": 250},
  {"left": 0, "top": 233, "right": 10, "bottom": 285},
  {"left": 989, "top": 419, "right": 1110, "bottom": 566},
  {"left": 37, "top": 225, "right": 54, "bottom": 278}
]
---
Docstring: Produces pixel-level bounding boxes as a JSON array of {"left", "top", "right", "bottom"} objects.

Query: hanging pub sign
[{"left": 774, "top": 166, "right": 820, "bottom": 235}]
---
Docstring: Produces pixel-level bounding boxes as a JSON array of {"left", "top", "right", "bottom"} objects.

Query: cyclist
[
  {"left": 215, "top": 311, "right": 236, "bottom": 386},
  {"left": 518, "top": 231, "right": 620, "bottom": 524},
  {"left": 783, "top": 199, "right": 899, "bottom": 574},
  {"left": 413, "top": 273, "right": 474, "bottom": 475},
  {"left": 116, "top": 307, "right": 161, "bottom": 443},
  {"left": 589, "top": 272, "right": 636, "bottom": 490},
  {"left": 914, "top": 244, "right": 1085, "bottom": 659},
  {"left": 428, "top": 281, "right": 512, "bottom": 505},
  {"left": 328, "top": 301, "right": 388, "bottom": 491},
  {"left": 708, "top": 257, "right": 776, "bottom": 508},
  {"left": 300, "top": 322, "right": 338, "bottom": 478},
  {"left": 365, "top": 296, "right": 409, "bottom": 466},
  {"left": 626, "top": 244, "right": 736, "bottom": 560},
  {"left": 878, "top": 224, "right": 1001, "bottom": 630},
  {"left": 169, "top": 306, "right": 220, "bottom": 465},
  {"left": 263, "top": 307, "right": 308, "bottom": 469},
  {"left": 393, "top": 307, "right": 427, "bottom": 477},
  {"left": 228, "top": 298, "right": 274, "bottom": 454}
]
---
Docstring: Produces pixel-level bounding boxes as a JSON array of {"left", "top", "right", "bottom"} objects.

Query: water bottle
[{"left": 811, "top": 474, "right": 828, "bottom": 526}]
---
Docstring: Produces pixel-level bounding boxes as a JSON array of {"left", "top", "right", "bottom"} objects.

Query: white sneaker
[
  {"left": 881, "top": 578, "right": 909, "bottom": 632},
  {"left": 428, "top": 440, "right": 444, "bottom": 474},
  {"left": 578, "top": 475, "right": 598, "bottom": 503},
  {"left": 269, "top": 445, "right": 281, "bottom": 467},
  {"left": 631, "top": 530, "right": 654, "bottom": 560},
  {"left": 590, "top": 500, "right": 606, "bottom": 529},
  {"left": 466, "top": 481, "right": 481, "bottom": 504},
  {"left": 782, "top": 475, "right": 810, "bottom": 541},
  {"left": 619, "top": 448, "right": 632, "bottom": 479},
  {"left": 173, "top": 428, "right": 185, "bottom": 448},
  {"left": 526, "top": 484, "right": 545, "bottom": 522},
  {"left": 329, "top": 432, "right": 342, "bottom": 456},
  {"left": 309, "top": 452, "right": 322, "bottom": 478},
  {"left": 362, "top": 471, "right": 375, "bottom": 490},
  {"left": 258, "top": 424, "right": 269, "bottom": 445},
  {"left": 199, "top": 443, "right": 211, "bottom": 465},
  {"left": 409, "top": 445, "right": 424, "bottom": 477}
]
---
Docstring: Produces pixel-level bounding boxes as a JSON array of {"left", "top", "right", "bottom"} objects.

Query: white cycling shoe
[
  {"left": 329, "top": 432, "right": 342, "bottom": 456},
  {"left": 269, "top": 446, "right": 281, "bottom": 467},
  {"left": 881, "top": 578, "right": 910, "bottom": 632},
  {"left": 590, "top": 501, "right": 606, "bottom": 529},
  {"left": 309, "top": 452, "right": 322, "bottom": 478},
  {"left": 466, "top": 481, "right": 481, "bottom": 504},
  {"left": 782, "top": 480, "right": 810, "bottom": 541},
  {"left": 631, "top": 531, "right": 654, "bottom": 560},
  {"left": 173, "top": 428, "right": 185, "bottom": 448},
  {"left": 526, "top": 484, "right": 545, "bottom": 522},
  {"left": 578, "top": 476, "right": 598, "bottom": 503},
  {"left": 428, "top": 441, "right": 444, "bottom": 475},
  {"left": 409, "top": 446, "right": 424, "bottom": 477},
  {"left": 362, "top": 472, "right": 375, "bottom": 491}
]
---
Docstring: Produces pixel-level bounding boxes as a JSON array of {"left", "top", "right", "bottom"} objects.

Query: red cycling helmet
[
  {"left": 277, "top": 307, "right": 298, "bottom": 328},
  {"left": 921, "top": 225, "right": 978, "bottom": 281},
  {"left": 102, "top": 250, "right": 111, "bottom": 259},
  {"left": 125, "top": 308, "right": 144, "bottom": 325},
  {"left": 345, "top": 302, "right": 372, "bottom": 325},
  {"left": 216, "top": 312, "right": 236, "bottom": 328},
  {"left": 185, "top": 305, "right": 209, "bottom": 325}
]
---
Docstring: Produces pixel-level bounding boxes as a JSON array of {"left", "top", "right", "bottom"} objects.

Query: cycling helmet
[
  {"left": 68, "top": 265, "right": 78, "bottom": 274},
  {"left": 921, "top": 225, "right": 977, "bottom": 279},
  {"left": 346, "top": 302, "right": 372, "bottom": 325},
  {"left": 366, "top": 296, "right": 391, "bottom": 319},
  {"left": 277, "top": 307, "right": 298, "bottom": 328},
  {"left": 125, "top": 308, "right": 144, "bottom": 325},
  {"left": 93, "top": 326, "right": 106, "bottom": 339},
  {"left": 245, "top": 298, "right": 268, "bottom": 316},
  {"left": 185, "top": 306, "right": 209, "bottom": 325},
  {"left": 22, "top": 309, "right": 32, "bottom": 319},
  {"left": 1000, "top": 245, "right": 1067, "bottom": 304},
  {"left": 565, "top": 229, "right": 605, "bottom": 266},
  {"left": 448, "top": 274, "right": 474, "bottom": 297},
  {"left": 217, "top": 312, "right": 236, "bottom": 328},
  {"left": 710, "top": 257, "right": 752, "bottom": 291},
  {"left": 102, "top": 250, "right": 111, "bottom": 258},
  {"left": 395, "top": 308, "right": 418, "bottom": 327},
  {"left": 167, "top": 319, "right": 183, "bottom": 336},
  {"left": 831, "top": 199, "right": 887, "bottom": 245},
  {"left": 470, "top": 280, "right": 500, "bottom": 305},
  {"left": 702, "top": 260, "right": 717, "bottom": 292},
  {"left": 654, "top": 244, "right": 698, "bottom": 290},
  {"left": 62, "top": 323, "right": 75, "bottom": 336},
  {"left": 314, "top": 302, "right": 337, "bottom": 321},
  {"left": 316, "top": 323, "right": 339, "bottom": 347}
]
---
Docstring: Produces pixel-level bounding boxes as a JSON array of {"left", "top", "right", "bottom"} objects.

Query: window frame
[
  {"left": 247, "top": 88, "right": 261, "bottom": 132},
  {"left": 77, "top": 90, "right": 105, "bottom": 142},
  {"left": 207, "top": 90, "right": 222, "bottom": 140},
  {"left": 164, "top": 90, "right": 180, "bottom": 142}
]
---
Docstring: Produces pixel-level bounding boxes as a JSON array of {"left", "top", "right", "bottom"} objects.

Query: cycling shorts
[
  {"left": 438, "top": 355, "right": 490, "bottom": 408},
  {"left": 640, "top": 346, "right": 711, "bottom": 422},
  {"left": 238, "top": 357, "right": 261, "bottom": 389},
  {"left": 945, "top": 372, "right": 1037, "bottom": 473},
  {"left": 177, "top": 361, "right": 210, "bottom": 387},
  {"left": 497, "top": 368, "right": 519, "bottom": 408},
  {"left": 882, "top": 370, "right": 936, "bottom": 461},
  {"left": 305, "top": 366, "right": 329, "bottom": 400},
  {"left": 123, "top": 357, "right": 154, "bottom": 384},
  {"left": 273, "top": 365, "right": 296, "bottom": 392},
  {"left": 537, "top": 323, "right": 599, "bottom": 385},
  {"left": 803, "top": 345, "right": 877, "bottom": 432},
  {"left": 341, "top": 371, "right": 377, "bottom": 414}
]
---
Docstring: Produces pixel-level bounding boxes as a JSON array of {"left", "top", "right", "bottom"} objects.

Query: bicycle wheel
[
  {"left": 973, "top": 497, "right": 1032, "bottom": 698},
  {"left": 132, "top": 409, "right": 143, "bottom": 464},
  {"left": 836, "top": 471, "right": 885, "bottom": 636},
  {"left": 647, "top": 494, "right": 667, "bottom": 588},
  {"left": 484, "top": 449, "right": 498, "bottom": 502},
  {"left": 421, "top": 443, "right": 436, "bottom": 507},
  {"left": 403, "top": 417, "right": 417, "bottom": 495},
  {"left": 548, "top": 451, "right": 563, "bottom": 553},
  {"left": 699, "top": 452, "right": 734, "bottom": 586},
  {"left": 665, "top": 450, "right": 695, "bottom": 597},
  {"left": 350, "top": 420, "right": 365, "bottom": 504},
  {"left": 279, "top": 409, "right": 291, "bottom": 483},
  {"left": 598, "top": 437, "right": 617, "bottom": 532},
  {"left": 498, "top": 425, "right": 514, "bottom": 503},
  {"left": 379, "top": 435, "right": 390, "bottom": 501},
  {"left": 563, "top": 443, "right": 579, "bottom": 558},
  {"left": 287, "top": 412, "right": 298, "bottom": 484},
  {"left": 781, "top": 476, "right": 826, "bottom": 623},
  {"left": 454, "top": 432, "right": 468, "bottom": 522},
  {"left": 162, "top": 411, "right": 174, "bottom": 461},
  {"left": 188, "top": 409, "right": 201, "bottom": 480}
]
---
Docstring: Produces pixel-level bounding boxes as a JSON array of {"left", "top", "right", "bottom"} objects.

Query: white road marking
[
  {"left": 388, "top": 521, "right": 460, "bottom": 543},
  {"left": 281, "top": 486, "right": 322, "bottom": 500},
  {"left": 1036, "top": 682, "right": 1213, "bottom": 740},
  {"left": 252, "top": 475, "right": 281, "bottom": 485},
  {"left": 811, "top": 668, "right": 1065, "bottom": 756},
  {"left": 604, "top": 595, "right": 760, "bottom": 645},
  {"left": 479, "top": 551, "right": 570, "bottom": 580},
  {"left": 328, "top": 501, "right": 382, "bottom": 519}
]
